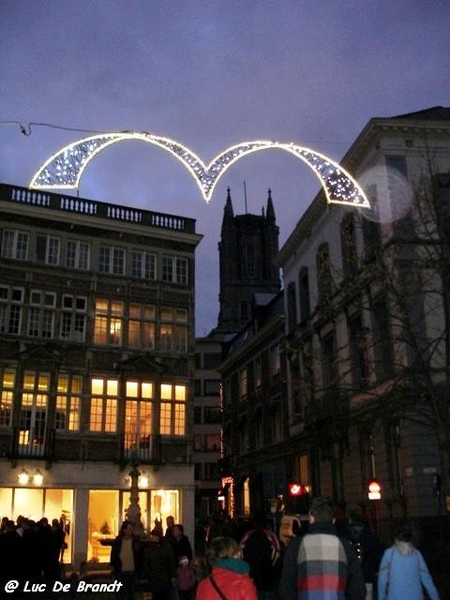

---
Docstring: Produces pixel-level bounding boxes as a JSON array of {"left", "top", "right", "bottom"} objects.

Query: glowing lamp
[
  {"left": 33, "top": 469, "right": 44, "bottom": 486},
  {"left": 368, "top": 479, "right": 381, "bottom": 500},
  {"left": 288, "top": 482, "right": 307, "bottom": 497},
  {"left": 18, "top": 469, "right": 30, "bottom": 485}
]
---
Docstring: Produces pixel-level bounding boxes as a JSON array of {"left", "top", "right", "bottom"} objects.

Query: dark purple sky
[{"left": 1, "top": 1, "right": 449, "bottom": 335}]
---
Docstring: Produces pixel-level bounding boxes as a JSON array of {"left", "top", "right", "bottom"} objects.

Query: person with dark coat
[
  {"left": 342, "top": 510, "right": 384, "bottom": 599},
  {"left": 279, "top": 496, "right": 366, "bottom": 600},
  {"left": 240, "top": 513, "right": 281, "bottom": 600},
  {"left": 141, "top": 527, "right": 176, "bottom": 600},
  {"left": 110, "top": 520, "right": 141, "bottom": 600}
]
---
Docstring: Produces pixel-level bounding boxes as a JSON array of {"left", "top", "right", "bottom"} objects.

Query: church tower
[{"left": 217, "top": 187, "right": 280, "bottom": 332}]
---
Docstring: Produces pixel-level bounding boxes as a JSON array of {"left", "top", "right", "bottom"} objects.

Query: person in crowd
[
  {"left": 165, "top": 515, "right": 176, "bottom": 547},
  {"left": 142, "top": 527, "right": 176, "bottom": 600},
  {"left": 172, "top": 524, "right": 195, "bottom": 600},
  {"left": 110, "top": 520, "right": 141, "bottom": 600},
  {"left": 377, "top": 523, "right": 439, "bottom": 600},
  {"left": 195, "top": 536, "right": 257, "bottom": 600},
  {"left": 279, "top": 496, "right": 366, "bottom": 600},
  {"left": 342, "top": 509, "right": 384, "bottom": 599},
  {"left": 240, "top": 512, "right": 281, "bottom": 600}
]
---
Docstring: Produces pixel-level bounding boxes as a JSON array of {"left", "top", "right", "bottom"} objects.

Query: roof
[{"left": 391, "top": 106, "right": 450, "bottom": 121}]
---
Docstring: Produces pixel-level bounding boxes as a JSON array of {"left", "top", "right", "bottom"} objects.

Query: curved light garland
[{"left": 30, "top": 132, "right": 369, "bottom": 208}]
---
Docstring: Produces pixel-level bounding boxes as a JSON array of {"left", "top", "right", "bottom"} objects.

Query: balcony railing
[
  {"left": 0, "top": 183, "right": 197, "bottom": 234},
  {"left": 121, "top": 433, "right": 162, "bottom": 464}
]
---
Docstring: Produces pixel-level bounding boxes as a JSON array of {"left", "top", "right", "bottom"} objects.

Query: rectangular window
[
  {"left": 128, "top": 304, "right": 155, "bottom": 348},
  {"left": 99, "top": 246, "right": 125, "bottom": 275},
  {"left": 28, "top": 291, "right": 56, "bottom": 338},
  {"left": 66, "top": 240, "right": 90, "bottom": 270},
  {"left": 36, "top": 235, "right": 60, "bottom": 265},
  {"left": 254, "top": 357, "right": 262, "bottom": 389},
  {"left": 159, "top": 383, "right": 186, "bottom": 435},
  {"left": 19, "top": 371, "right": 49, "bottom": 456},
  {"left": 90, "top": 378, "right": 118, "bottom": 432},
  {"left": 56, "top": 375, "right": 81, "bottom": 431},
  {"left": 1, "top": 230, "right": 28, "bottom": 260},
  {"left": 162, "top": 255, "right": 188, "bottom": 284},
  {"left": 239, "top": 368, "right": 247, "bottom": 398},
  {"left": 0, "top": 370, "right": 15, "bottom": 427},
  {"left": 124, "top": 380, "right": 153, "bottom": 457},
  {"left": 159, "top": 307, "right": 188, "bottom": 352},
  {"left": 94, "top": 299, "right": 123, "bottom": 345},
  {"left": 61, "top": 295, "right": 87, "bottom": 342},
  {"left": 0, "top": 286, "right": 24, "bottom": 335},
  {"left": 131, "top": 251, "right": 157, "bottom": 279}
]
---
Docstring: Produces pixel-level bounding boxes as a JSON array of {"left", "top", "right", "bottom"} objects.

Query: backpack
[{"left": 176, "top": 562, "right": 196, "bottom": 590}]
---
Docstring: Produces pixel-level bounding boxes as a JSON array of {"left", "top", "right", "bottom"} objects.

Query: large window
[
  {"left": 160, "top": 383, "right": 186, "bottom": 435},
  {"left": 1, "top": 229, "right": 28, "bottom": 260},
  {"left": 56, "top": 375, "right": 81, "bottom": 431},
  {"left": 270, "top": 344, "right": 281, "bottom": 378},
  {"left": 239, "top": 367, "right": 248, "bottom": 398},
  {"left": 340, "top": 213, "right": 358, "bottom": 278},
  {"left": 0, "top": 286, "right": 23, "bottom": 335},
  {"left": 132, "top": 251, "right": 157, "bottom": 280},
  {"left": 19, "top": 372, "right": 49, "bottom": 455},
  {"left": 99, "top": 246, "right": 125, "bottom": 275},
  {"left": 0, "top": 370, "right": 15, "bottom": 427},
  {"left": 61, "top": 295, "right": 86, "bottom": 342},
  {"left": 316, "top": 242, "right": 333, "bottom": 302},
  {"left": 162, "top": 255, "right": 188, "bottom": 284},
  {"left": 159, "top": 307, "right": 188, "bottom": 352},
  {"left": 90, "top": 378, "right": 118, "bottom": 432},
  {"left": 128, "top": 304, "right": 155, "bottom": 348},
  {"left": 66, "top": 240, "right": 90, "bottom": 270},
  {"left": 299, "top": 267, "right": 310, "bottom": 323},
  {"left": 124, "top": 381, "right": 153, "bottom": 457},
  {"left": 94, "top": 300, "right": 123, "bottom": 345},
  {"left": 28, "top": 290, "right": 56, "bottom": 338}
]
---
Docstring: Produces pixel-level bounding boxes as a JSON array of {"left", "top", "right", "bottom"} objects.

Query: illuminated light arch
[{"left": 30, "top": 132, "right": 370, "bottom": 208}]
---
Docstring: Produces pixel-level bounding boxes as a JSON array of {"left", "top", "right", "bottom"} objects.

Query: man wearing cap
[{"left": 279, "top": 496, "right": 366, "bottom": 600}]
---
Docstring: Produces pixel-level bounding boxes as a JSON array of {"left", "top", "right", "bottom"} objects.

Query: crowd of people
[
  {"left": 1, "top": 498, "right": 443, "bottom": 600},
  {"left": 0, "top": 515, "right": 66, "bottom": 585}
]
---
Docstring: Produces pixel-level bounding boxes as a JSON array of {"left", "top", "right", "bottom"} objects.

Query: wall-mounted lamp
[
  {"left": 33, "top": 469, "right": 44, "bottom": 486},
  {"left": 18, "top": 469, "right": 30, "bottom": 485},
  {"left": 138, "top": 473, "right": 149, "bottom": 489}
]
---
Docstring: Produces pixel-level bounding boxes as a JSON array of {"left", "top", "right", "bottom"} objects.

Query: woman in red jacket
[{"left": 196, "top": 536, "right": 257, "bottom": 600}]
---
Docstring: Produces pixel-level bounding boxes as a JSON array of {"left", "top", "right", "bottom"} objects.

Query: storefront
[{"left": 0, "top": 460, "right": 195, "bottom": 568}]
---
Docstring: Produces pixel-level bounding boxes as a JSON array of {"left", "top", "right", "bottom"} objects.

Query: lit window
[
  {"left": 94, "top": 299, "right": 123, "bottom": 345},
  {"left": 159, "top": 383, "right": 187, "bottom": 436},
  {"left": 0, "top": 370, "right": 15, "bottom": 427},
  {"left": 125, "top": 380, "right": 153, "bottom": 456},
  {"left": 56, "top": 375, "right": 81, "bottom": 431},
  {"left": 127, "top": 303, "right": 155, "bottom": 348},
  {"left": 89, "top": 377, "right": 118, "bottom": 432},
  {"left": 19, "top": 371, "right": 49, "bottom": 455}
]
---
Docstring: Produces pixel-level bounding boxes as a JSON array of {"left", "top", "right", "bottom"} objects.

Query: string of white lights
[{"left": 29, "top": 132, "right": 370, "bottom": 208}]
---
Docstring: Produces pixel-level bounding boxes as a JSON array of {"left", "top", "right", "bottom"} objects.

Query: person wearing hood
[
  {"left": 377, "top": 524, "right": 439, "bottom": 600},
  {"left": 195, "top": 536, "right": 257, "bottom": 600}
]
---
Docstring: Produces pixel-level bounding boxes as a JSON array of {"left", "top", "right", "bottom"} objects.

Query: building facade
[
  {"left": 0, "top": 182, "right": 202, "bottom": 567},
  {"left": 278, "top": 107, "right": 450, "bottom": 536}
]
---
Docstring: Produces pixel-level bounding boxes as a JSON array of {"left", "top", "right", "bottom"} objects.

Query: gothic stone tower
[{"left": 217, "top": 188, "right": 280, "bottom": 332}]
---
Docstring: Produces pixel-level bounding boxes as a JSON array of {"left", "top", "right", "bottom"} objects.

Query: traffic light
[{"left": 367, "top": 478, "right": 381, "bottom": 500}]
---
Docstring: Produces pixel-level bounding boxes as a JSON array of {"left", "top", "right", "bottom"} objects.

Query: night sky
[{"left": 1, "top": 1, "right": 449, "bottom": 335}]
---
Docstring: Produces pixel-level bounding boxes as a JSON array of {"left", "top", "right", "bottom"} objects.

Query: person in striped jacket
[{"left": 279, "top": 496, "right": 366, "bottom": 600}]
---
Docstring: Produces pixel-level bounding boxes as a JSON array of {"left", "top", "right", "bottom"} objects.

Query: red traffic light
[
  {"left": 288, "top": 482, "right": 307, "bottom": 496},
  {"left": 368, "top": 479, "right": 381, "bottom": 500}
]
